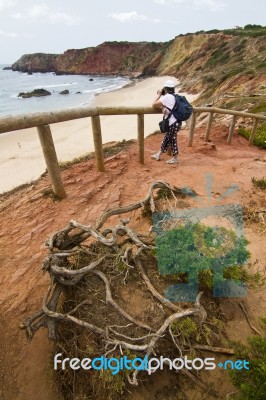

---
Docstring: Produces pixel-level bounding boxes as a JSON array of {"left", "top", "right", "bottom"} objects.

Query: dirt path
[{"left": 0, "top": 126, "right": 265, "bottom": 399}]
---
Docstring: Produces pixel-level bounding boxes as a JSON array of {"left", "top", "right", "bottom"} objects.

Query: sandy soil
[
  {"left": 0, "top": 76, "right": 198, "bottom": 193},
  {"left": 0, "top": 123, "right": 265, "bottom": 399}
]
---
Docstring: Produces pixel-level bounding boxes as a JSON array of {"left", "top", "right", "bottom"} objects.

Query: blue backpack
[{"left": 168, "top": 94, "right": 193, "bottom": 122}]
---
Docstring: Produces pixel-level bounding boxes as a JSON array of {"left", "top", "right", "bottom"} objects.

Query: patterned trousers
[{"left": 160, "top": 122, "right": 181, "bottom": 156}]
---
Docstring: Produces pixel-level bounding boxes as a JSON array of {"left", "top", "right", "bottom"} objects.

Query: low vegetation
[
  {"left": 58, "top": 139, "right": 135, "bottom": 170},
  {"left": 238, "top": 123, "right": 266, "bottom": 149},
  {"left": 252, "top": 177, "right": 266, "bottom": 190},
  {"left": 155, "top": 223, "right": 250, "bottom": 300},
  {"left": 229, "top": 319, "right": 266, "bottom": 400},
  {"left": 202, "top": 25, "right": 266, "bottom": 37}
]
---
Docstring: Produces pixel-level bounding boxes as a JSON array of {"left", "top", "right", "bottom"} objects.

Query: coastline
[{"left": 0, "top": 76, "right": 198, "bottom": 193}]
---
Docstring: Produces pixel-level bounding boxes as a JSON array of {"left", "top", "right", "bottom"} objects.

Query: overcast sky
[{"left": 0, "top": 0, "right": 265, "bottom": 63}]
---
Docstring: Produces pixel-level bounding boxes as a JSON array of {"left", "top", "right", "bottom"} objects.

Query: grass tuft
[
  {"left": 238, "top": 123, "right": 266, "bottom": 149},
  {"left": 252, "top": 177, "right": 266, "bottom": 189}
]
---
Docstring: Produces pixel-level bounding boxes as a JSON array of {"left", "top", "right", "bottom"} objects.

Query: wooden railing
[{"left": 0, "top": 106, "right": 265, "bottom": 199}]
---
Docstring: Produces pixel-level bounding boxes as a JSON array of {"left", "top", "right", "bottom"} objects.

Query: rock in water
[
  {"left": 18, "top": 89, "right": 52, "bottom": 98},
  {"left": 59, "top": 89, "right": 70, "bottom": 95}
]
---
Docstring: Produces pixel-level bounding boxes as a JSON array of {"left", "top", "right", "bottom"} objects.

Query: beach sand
[{"left": 0, "top": 76, "right": 198, "bottom": 193}]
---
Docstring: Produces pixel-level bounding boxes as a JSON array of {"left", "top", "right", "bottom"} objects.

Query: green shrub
[
  {"left": 229, "top": 322, "right": 266, "bottom": 400},
  {"left": 249, "top": 101, "right": 266, "bottom": 113},
  {"left": 155, "top": 223, "right": 250, "bottom": 291},
  {"left": 257, "top": 61, "right": 266, "bottom": 69},
  {"left": 99, "top": 370, "right": 125, "bottom": 395},
  {"left": 219, "top": 52, "right": 230, "bottom": 64},
  {"left": 252, "top": 177, "right": 266, "bottom": 189},
  {"left": 171, "top": 317, "right": 197, "bottom": 339},
  {"left": 233, "top": 40, "right": 247, "bottom": 53},
  {"left": 238, "top": 123, "right": 266, "bottom": 149},
  {"left": 221, "top": 67, "right": 245, "bottom": 81},
  {"left": 206, "top": 48, "right": 230, "bottom": 67},
  {"left": 200, "top": 25, "right": 266, "bottom": 37},
  {"left": 203, "top": 75, "right": 216, "bottom": 83}
]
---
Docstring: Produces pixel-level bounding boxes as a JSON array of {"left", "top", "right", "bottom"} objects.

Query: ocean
[{"left": 0, "top": 64, "right": 131, "bottom": 117}]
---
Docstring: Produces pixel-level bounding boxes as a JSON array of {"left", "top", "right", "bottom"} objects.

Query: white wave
[
  {"left": 34, "top": 82, "right": 78, "bottom": 89},
  {"left": 81, "top": 82, "right": 128, "bottom": 95},
  {"left": 10, "top": 93, "right": 22, "bottom": 99},
  {"left": 70, "top": 101, "right": 92, "bottom": 108},
  {"left": 81, "top": 88, "right": 101, "bottom": 94}
]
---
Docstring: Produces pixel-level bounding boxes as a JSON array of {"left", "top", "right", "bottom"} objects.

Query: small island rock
[
  {"left": 59, "top": 89, "right": 70, "bottom": 95},
  {"left": 18, "top": 88, "right": 51, "bottom": 98}
]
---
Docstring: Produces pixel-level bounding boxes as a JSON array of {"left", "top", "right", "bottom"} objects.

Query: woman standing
[{"left": 151, "top": 79, "right": 181, "bottom": 164}]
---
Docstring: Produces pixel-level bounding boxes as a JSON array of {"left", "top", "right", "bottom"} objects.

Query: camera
[{"left": 161, "top": 88, "right": 166, "bottom": 95}]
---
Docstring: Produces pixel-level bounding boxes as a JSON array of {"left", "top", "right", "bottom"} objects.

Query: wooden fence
[{"left": 0, "top": 106, "right": 265, "bottom": 199}]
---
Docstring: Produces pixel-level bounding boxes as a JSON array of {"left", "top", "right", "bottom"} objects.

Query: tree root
[
  {"left": 239, "top": 301, "right": 262, "bottom": 336},
  {"left": 128, "top": 293, "right": 205, "bottom": 385},
  {"left": 21, "top": 181, "right": 220, "bottom": 394},
  {"left": 47, "top": 181, "right": 177, "bottom": 251}
]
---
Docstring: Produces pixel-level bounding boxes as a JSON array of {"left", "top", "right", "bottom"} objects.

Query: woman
[{"left": 151, "top": 79, "right": 181, "bottom": 164}]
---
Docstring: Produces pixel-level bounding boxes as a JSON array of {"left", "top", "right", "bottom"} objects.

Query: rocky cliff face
[
  {"left": 11, "top": 30, "right": 266, "bottom": 105},
  {"left": 11, "top": 53, "right": 58, "bottom": 73},
  {"left": 55, "top": 41, "right": 166, "bottom": 76},
  {"left": 11, "top": 41, "right": 166, "bottom": 76},
  {"left": 164, "top": 33, "right": 266, "bottom": 101}
]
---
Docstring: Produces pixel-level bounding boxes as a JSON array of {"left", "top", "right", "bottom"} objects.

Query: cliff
[
  {"left": 10, "top": 27, "right": 266, "bottom": 106},
  {"left": 11, "top": 52, "right": 58, "bottom": 73},
  {"left": 163, "top": 33, "right": 266, "bottom": 102},
  {"left": 11, "top": 41, "right": 166, "bottom": 77},
  {"left": 56, "top": 42, "right": 167, "bottom": 76}
]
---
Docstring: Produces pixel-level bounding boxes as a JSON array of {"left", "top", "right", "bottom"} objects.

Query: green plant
[
  {"left": 155, "top": 223, "right": 250, "bottom": 291},
  {"left": 251, "top": 177, "right": 266, "bottom": 189},
  {"left": 257, "top": 61, "right": 266, "bottom": 69},
  {"left": 233, "top": 40, "right": 247, "bottom": 53},
  {"left": 221, "top": 66, "right": 246, "bottom": 81},
  {"left": 58, "top": 140, "right": 135, "bottom": 170},
  {"left": 171, "top": 317, "right": 197, "bottom": 339},
  {"left": 99, "top": 369, "right": 126, "bottom": 395},
  {"left": 219, "top": 52, "right": 230, "bottom": 64},
  {"left": 238, "top": 123, "right": 266, "bottom": 149},
  {"left": 229, "top": 320, "right": 266, "bottom": 400},
  {"left": 203, "top": 75, "right": 216, "bottom": 83},
  {"left": 249, "top": 101, "right": 266, "bottom": 114}
]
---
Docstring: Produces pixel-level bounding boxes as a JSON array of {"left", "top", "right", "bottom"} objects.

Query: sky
[{"left": 0, "top": 0, "right": 265, "bottom": 63}]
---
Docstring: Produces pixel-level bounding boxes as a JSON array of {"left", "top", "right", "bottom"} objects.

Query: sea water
[{"left": 0, "top": 65, "right": 131, "bottom": 117}]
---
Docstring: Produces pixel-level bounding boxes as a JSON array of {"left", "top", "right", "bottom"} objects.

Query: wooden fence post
[
  {"left": 91, "top": 115, "right": 105, "bottom": 172},
  {"left": 188, "top": 112, "right": 197, "bottom": 147},
  {"left": 137, "top": 114, "right": 144, "bottom": 164},
  {"left": 37, "top": 124, "right": 66, "bottom": 199},
  {"left": 249, "top": 119, "right": 259, "bottom": 146},
  {"left": 227, "top": 115, "right": 237, "bottom": 144},
  {"left": 205, "top": 112, "right": 214, "bottom": 142}
]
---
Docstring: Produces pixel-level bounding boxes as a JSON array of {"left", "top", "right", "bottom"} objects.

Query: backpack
[{"left": 168, "top": 94, "right": 193, "bottom": 122}]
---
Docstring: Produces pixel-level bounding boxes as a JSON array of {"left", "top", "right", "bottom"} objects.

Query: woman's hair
[{"left": 164, "top": 87, "right": 175, "bottom": 94}]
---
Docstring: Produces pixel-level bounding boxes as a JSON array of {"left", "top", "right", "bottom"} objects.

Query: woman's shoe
[
  {"left": 151, "top": 153, "right": 160, "bottom": 161},
  {"left": 166, "top": 158, "right": 178, "bottom": 164}
]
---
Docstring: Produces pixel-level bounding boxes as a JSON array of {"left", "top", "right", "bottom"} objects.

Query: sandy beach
[{"left": 0, "top": 76, "right": 198, "bottom": 193}]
